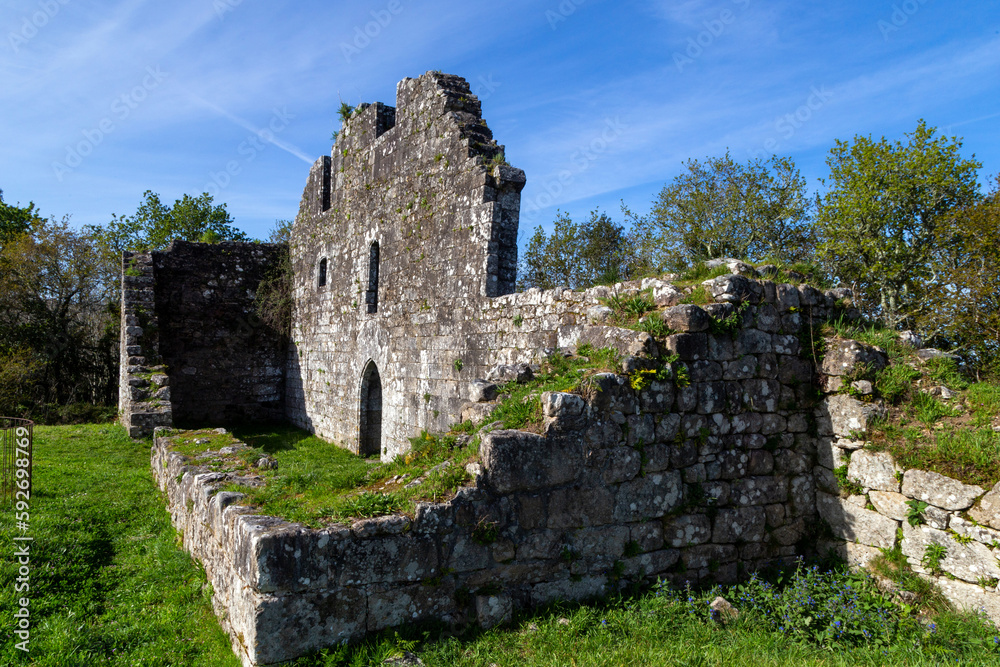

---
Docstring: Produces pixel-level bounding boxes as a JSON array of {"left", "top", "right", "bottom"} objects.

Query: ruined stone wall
[
  {"left": 153, "top": 269, "right": 1000, "bottom": 665},
  {"left": 119, "top": 251, "right": 172, "bottom": 437},
  {"left": 119, "top": 241, "right": 287, "bottom": 434},
  {"left": 152, "top": 275, "right": 838, "bottom": 666},
  {"left": 287, "top": 72, "right": 528, "bottom": 459}
]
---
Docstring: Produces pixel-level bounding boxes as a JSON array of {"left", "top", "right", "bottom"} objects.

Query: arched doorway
[{"left": 359, "top": 361, "right": 382, "bottom": 457}]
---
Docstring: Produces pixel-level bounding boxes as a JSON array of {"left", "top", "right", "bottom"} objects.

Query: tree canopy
[
  {"left": 816, "top": 120, "right": 982, "bottom": 327},
  {"left": 519, "top": 210, "right": 634, "bottom": 290},
  {"left": 0, "top": 189, "right": 41, "bottom": 249},
  {"left": 636, "top": 152, "right": 815, "bottom": 271},
  {"left": 88, "top": 190, "right": 247, "bottom": 256}
]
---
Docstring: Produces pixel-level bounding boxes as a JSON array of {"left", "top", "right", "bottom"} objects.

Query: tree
[
  {"left": 519, "top": 210, "right": 635, "bottom": 290},
  {"left": 816, "top": 120, "right": 982, "bottom": 328},
  {"left": 0, "top": 189, "right": 41, "bottom": 250},
  {"left": 0, "top": 217, "right": 118, "bottom": 413},
  {"left": 922, "top": 176, "right": 1000, "bottom": 374},
  {"left": 88, "top": 190, "right": 247, "bottom": 257},
  {"left": 636, "top": 152, "right": 815, "bottom": 271}
]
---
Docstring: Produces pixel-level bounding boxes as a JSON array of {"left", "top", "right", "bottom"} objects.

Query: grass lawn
[
  {"left": 0, "top": 424, "right": 239, "bottom": 666},
  {"left": 4, "top": 423, "right": 1000, "bottom": 666}
]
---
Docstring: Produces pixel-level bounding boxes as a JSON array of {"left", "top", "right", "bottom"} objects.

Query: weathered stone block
[
  {"left": 731, "top": 476, "right": 788, "bottom": 505},
  {"left": 572, "top": 525, "right": 629, "bottom": 562},
  {"left": 968, "top": 481, "right": 1000, "bottom": 530},
  {"left": 817, "top": 394, "right": 887, "bottom": 438},
  {"left": 736, "top": 329, "right": 772, "bottom": 355},
  {"left": 901, "top": 469, "right": 984, "bottom": 511},
  {"left": 469, "top": 380, "right": 498, "bottom": 402},
  {"left": 339, "top": 536, "right": 439, "bottom": 586},
  {"left": 816, "top": 491, "right": 897, "bottom": 549},
  {"left": 724, "top": 356, "right": 757, "bottom": 381},
  {"left": 592, "top": 446, "right": 642, "bottom": 484},
  {"left": 482, "top": 430, "right": 581, "bottom": 494},
  {"left": 821, "top": 339, "right": 888, "bottom": 377},
  {"left": 662, "top": 304, "right": 711, "bottom": 332},
  {"left": 630, "top": 521, "right": 665, "bottom": 552},
  {"left": 847, "top": 450, "right": 900, "bottom": 492},
  {"left": 703, "top": 274, "right": 761, "bottom": 304},
  {"left": 548, "top": 485, "right": 615, "bottom": 528},
  {"left": 681, "top": 543, "right": 738, "bottom": 569},
  {"left": 614, "top": 470, "right": 683, "bottom": 522},
  {"left": 713, "top": 506, "right": 766, "bottom": 543},
  {"left": 664, "top": 333, "right": 709, "bottom": 361},
  {"left": 476, "top": 594, "right": 512, "bottom": 629},
  {"left": 623, "top": 549, "right": 680, "bottom": 577},
  {"left": 901, "top": 522, "right": 1000, "bottom": 584}
]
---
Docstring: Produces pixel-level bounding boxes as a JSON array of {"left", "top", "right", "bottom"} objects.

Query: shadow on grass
[{"left": 231, "top": 422, "right": 315, "bottom": 454}]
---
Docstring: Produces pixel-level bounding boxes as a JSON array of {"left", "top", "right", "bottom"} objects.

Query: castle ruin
[{"left": 119, "top": 72, "right": 1000, "bottom": 667}]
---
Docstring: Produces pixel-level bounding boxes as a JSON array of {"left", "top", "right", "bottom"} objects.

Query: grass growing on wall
[
  {"left": 824, "top": 320, "right": 1000, "bottom": 489},
  {"left": 0, "top": 424, "right": 239, "bottom": 667},
  {"left": 164, "top": 424, "right": 480, "bottom": 528}
]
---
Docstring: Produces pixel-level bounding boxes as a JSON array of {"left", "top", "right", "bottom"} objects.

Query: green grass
[
  {"left": 484, "top": 344, "right": 623, "bottom": 431},
  {"left": 871, "top": 421, "right": 1000, "bottom": 488},
  {"left": 0, "top": 424, "right": 239, "bottom": 666},
  {"left": 5, "top": 425, "right": 1000, "bottom": 666},
  {"left": 169, "top": 424, "right": 478, "bottom": 528},
  {"left": 291, "top": 561, "right": 1000, "bottom": 666},
  {"left": 602, "top": 292, "right": 657, "bottom": 329},
  {"left": 827, "top": 321, "right": 1000, "bottom": 488}
]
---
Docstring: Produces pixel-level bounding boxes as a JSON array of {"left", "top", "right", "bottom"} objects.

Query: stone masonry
[
  {"left": 123, "top": 72, "right": 1000, "bottom": 665},
  {"left": 119, "top": 242, "right": 286, "bottom": 432}
]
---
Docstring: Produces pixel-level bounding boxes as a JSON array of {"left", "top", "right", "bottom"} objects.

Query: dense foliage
[
  {"left": 0, "top": 190, "right": 261, "bottom": 420},
  {"left": 521, "top": 120, "right": 998, "bottom": 376}
]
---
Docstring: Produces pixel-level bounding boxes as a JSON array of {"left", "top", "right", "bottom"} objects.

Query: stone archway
[{"left": 358, "top": 360, "right": 382, "bottom": 457}]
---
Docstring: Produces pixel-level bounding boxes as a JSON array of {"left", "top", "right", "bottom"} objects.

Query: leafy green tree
[
  {"left": 816, "top": 120, "right": 982, "bottom": 328},
  {"left": 0, "top": 189, "right": 41, "bottom": 249},
  {"left": 88, "top": 190, "right": 247, "bottom": 256},
  {"left": 519, "top": 210, "right": 635, "bottom": 289},
  {"left": 922, "top": 176, "right": 1000, "bottom": 374},
  {"left": 635, "top": 152, "right": 815, "bottom": 271},
  {"left": 0, "top": 217, "right": 118, "bottom": 414}
]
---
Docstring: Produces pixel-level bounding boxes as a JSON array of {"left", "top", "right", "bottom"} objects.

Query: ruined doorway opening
[
  {"left": 359, "top": 361, "right": 382, "bottom": 457},
  {"left": 366, "top": 241, "right": 379, "bottom": 313}
]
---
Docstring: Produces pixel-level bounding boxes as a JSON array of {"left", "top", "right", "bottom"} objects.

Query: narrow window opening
[
  {"left": 359, "top": 361, "right": 382, "bottom": 457},
  {"left": 365, "top": 241, "right": 379, "bottom": 313},
  {"left": 320, "top": 155, "right": 331, "bottom": 212},
  {"left": 318, "top": 258, "right": 327, "bottom": 287}
]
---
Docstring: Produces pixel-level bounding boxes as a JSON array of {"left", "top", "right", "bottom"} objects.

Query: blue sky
[{"left": 1, "top": 0, "right": 998, "bottom": 244}]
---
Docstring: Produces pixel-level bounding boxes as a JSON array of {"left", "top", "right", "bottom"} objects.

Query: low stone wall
[
  {"left": 153, "top": 274, "right": 831, "bottom": 665},
  {"left": 817, "top": 446, "right": 1000, "bottom": 623}
]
